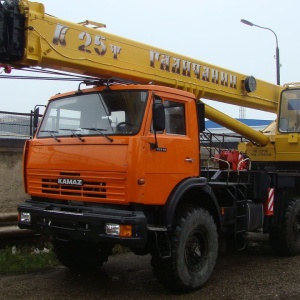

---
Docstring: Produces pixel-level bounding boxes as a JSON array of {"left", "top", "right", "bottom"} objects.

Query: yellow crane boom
[{"left": 1, "top": 0, "right": 281, "bottom": 115}]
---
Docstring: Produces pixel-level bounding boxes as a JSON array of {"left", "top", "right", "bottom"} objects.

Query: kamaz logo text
[{"left": 57, "top": 178, "right": 83, "bottom": 186}]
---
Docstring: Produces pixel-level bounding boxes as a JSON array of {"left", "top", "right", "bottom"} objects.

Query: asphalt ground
[{"left": 0, "top": 233, "right": 300, "bottom": 300}]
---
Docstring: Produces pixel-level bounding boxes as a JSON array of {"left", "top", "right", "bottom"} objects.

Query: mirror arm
[{"left": 150, "top": 131, "right": 158, "bottom": 150}]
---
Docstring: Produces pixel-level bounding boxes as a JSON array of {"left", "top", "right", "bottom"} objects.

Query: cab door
[{"left": 141, "top": 94, "right": 200, "bottom": 205}]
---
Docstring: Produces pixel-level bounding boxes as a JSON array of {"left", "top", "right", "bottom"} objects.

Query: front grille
[
  {"left": 41, "top": 179, "right": 106, "bottom": 197},
  {"left": 27, "top": 170, "right": 126, "bottom": 203}
]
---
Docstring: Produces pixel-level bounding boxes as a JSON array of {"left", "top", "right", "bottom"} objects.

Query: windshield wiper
[
  {"left": 59, "top": 129, "right": 85, "bottom": 142},
  {"left": 81, "top": 127, "right": 113, "bottom": 142},
  {"left": 40, "top": 130, "right": 60, "bottom": 142}
]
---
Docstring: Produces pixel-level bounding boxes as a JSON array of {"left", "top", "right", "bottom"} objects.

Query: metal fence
[{"left": 0, "top": 111, "right": 31, "bottom": 139}]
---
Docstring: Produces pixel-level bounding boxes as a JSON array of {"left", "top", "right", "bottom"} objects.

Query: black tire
[
  {"left": 270, "top": 197, "right": 300, "bottom": 256},
  {"left": 52, "top": 238, "right": 113, "bottom": 270},
  {"left": 151, "top": 207, "right": 218, "bottom": 292}
]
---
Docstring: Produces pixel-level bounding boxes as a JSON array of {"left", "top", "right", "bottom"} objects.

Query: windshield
[
  {"left": 38, "top": 90, "right": 148, "bottom": 138},
  {"left": 279, "top": 88, "right": 300, "bottom": 132}
]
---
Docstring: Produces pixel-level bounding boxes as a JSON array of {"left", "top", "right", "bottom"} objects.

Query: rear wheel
[
  {"left": 151, "top": 207, "right": 218, "bottom": 292},
  {"left": 270, "top": 197, "right": 300, "bottom": 256},
  {"left": 52, "top": 238, "right": 114, "bottom": 270}
]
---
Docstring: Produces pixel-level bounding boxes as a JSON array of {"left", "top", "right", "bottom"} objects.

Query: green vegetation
[
  {"left": 0, "top": 246, "right": 59, "bottom": 275},
  {"left": 0, "top": 242, "right": 128, "bottom": 275}
]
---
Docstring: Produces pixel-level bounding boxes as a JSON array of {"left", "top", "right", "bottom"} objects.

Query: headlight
[
  {"left": 19, "top": 212, "right": 31, "bottom": 223},
  {"left": 105, "top": 223, "right": 132, "bottom": 237}
]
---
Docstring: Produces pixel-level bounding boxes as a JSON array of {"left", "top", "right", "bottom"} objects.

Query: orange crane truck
[{"left": 1, "top": 0, "right": 300, "bottom": 292}]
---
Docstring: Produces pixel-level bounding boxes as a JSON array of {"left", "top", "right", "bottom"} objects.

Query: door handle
[{"left": 185, "top": 157, "right": 194, "bottom": 163}]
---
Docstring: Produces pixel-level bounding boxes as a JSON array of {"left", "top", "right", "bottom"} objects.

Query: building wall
[{"left": 0, "top": 145, "right": 28, "bottom": 213}]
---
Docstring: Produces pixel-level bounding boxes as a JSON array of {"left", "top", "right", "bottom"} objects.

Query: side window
[
  {"left": 164, "top": 100, "right": 186, "bottom": 135},
  {"left": 279, "top": 90, "right": 300, "bottom": 132}
]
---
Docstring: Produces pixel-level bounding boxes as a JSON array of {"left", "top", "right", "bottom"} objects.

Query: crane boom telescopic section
[{"left": 0, "top": 0, "right": 281, "bottom": 114}]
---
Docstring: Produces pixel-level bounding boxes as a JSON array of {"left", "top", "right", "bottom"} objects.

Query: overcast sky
[{"left": 1, "top": 0, "right": 299, "bottom": 120}]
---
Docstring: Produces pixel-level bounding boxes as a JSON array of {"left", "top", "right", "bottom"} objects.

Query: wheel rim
[
  {"left": 293, "top": 213, "right": 300, "bottom": 240},
  {"left": 184, "top": 227, "right": 208, "bottom": 272}
]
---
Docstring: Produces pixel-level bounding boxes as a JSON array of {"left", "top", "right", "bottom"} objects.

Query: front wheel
[{"left": 151, "top": 207, "right": 218, "bottom": 292}]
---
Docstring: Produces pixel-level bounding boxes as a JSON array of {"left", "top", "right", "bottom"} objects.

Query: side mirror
[
  {"left": 33, "top": 107, "right": 39, "bottom": 130},
  {"left": 30, "top": 107, "right": 40, "bottom": 137},
  {"left": 153, "top": 99, "right": 165, "bottom": 132},
  {"left": 197, "top": 102, "right": 205, "bottom": 133}
]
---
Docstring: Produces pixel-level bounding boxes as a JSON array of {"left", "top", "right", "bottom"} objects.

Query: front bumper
[{"left": 18, "top": 200, "right": 147, "bottom": 247}]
